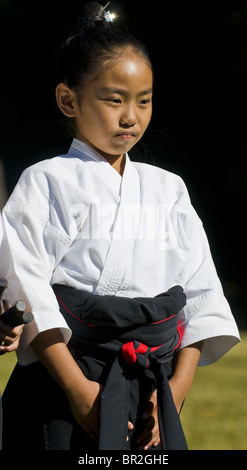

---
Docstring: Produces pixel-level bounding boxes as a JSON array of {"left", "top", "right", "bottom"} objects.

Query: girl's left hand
[
  {"left": 0, "top": 300, "right": 24, "bottom": 353},
  {"left": 136, "top": 389, "right": 160, "bottom": 450}
]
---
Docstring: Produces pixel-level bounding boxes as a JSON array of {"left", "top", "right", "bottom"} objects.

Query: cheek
[
  {"left": 76, "top": 108, "right": 108, "bottom": 136},
  {"left": 88, "top": 108, "right": 114, "bottom": 131},
  {"left": 140, "top": 109, "right": 152, "bottom": 130}
]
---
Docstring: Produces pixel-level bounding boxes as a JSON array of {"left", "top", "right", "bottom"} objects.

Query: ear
[{"left": 55, "top": 83, "right": 77, "bottom": 118}]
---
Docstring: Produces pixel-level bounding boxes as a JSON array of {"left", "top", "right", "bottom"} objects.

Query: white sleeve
[
  {"left": 178, "top": 217, "right": 240, "bottom": 366},
  {"left": 0, "top": 213, "right": 2, "bottom": 243},
  {"left": 0, "top": 170, "right": 72, "bottom": 365}
]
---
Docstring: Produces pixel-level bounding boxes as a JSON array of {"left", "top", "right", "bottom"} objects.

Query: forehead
[{"left": 89, "top": 53, "right": 153, "bottom": 92}]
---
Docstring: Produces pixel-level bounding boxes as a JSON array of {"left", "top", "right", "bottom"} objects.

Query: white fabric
[
  {"left": 0, "top": 215, "right": 2, "bottom": 244},
  {"left": 0, "top": 139, "right": 240, "bottom": 365}
]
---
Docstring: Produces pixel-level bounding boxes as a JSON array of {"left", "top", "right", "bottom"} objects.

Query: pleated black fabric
[{"left": 53, "top": 284, "right": 188, "bottom": 450}]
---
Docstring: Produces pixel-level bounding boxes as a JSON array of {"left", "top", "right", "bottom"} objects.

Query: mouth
[{"left": 115, "top": 132, "right": 136, "bottom": 140}]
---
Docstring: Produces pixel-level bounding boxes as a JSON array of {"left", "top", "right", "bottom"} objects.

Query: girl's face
[{"left": 58, "top": 52, "right": 153, "bottom": 163}]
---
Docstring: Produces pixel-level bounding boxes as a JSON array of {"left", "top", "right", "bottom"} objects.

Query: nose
[{"left": 119, "top": 104, "right": 136, "bottom": 128}]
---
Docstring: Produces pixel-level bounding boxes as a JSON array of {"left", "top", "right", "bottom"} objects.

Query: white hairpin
[{"left": 104, "top": 10, "right": 116, "bottom": 22}]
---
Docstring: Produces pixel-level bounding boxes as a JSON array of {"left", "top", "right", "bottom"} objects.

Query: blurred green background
[{"left": 182, "top": 334, "right": 247, "bottom": 450}]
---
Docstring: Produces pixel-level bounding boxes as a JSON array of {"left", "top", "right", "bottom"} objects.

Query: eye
[
  {"left": 139, "top": 98, "right": 151, "bottom": 106},
  {"left": 107, "top": 98, "right": 122, "bottom": 104}
]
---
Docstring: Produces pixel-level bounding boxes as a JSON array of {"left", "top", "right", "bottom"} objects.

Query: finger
[
  {"left": 143, "top": 434, "right": 160, "bottom": 450},
  {"left": 137, "top": 431, "right": 160, "bottom": 450},
  {"left": 138, "top": 433, "right": 160, "bottom": 450},
  {"left": 1, "top": 339, "right": 20, "bottom": 353},
  {"left": 10, "top": 324, "right": 24, "bottom": 338},
  {"left": 2, "top": 299, "right": 11, "bottom": 311},
  {"left": 0, "top": 322, "right": 23, "bottom": 339},
  {"left": 126, "top": 421, "right": 134, "bottom": 442},
  {"left": 0, "top": 332, "right": 20, "bottom": 348},
  {"left": 136, "top": 416, "right": 160, "bottom": 450},
  {"left": 137, "top": 415, "right": 155, "bottom": 443},
  {"left": 128, "top": 421, "right": 134, "bottom": 431},
  {"left": 0, "top": 300, "right": 11, "bottom": 315},
  {"left": 0, "top": 322, "right": 16, "bottom": 339}
]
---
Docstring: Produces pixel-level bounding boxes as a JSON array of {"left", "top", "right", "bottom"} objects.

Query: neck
[
  {"left": 103, "top": 153, "right": 126, "bottom": 176},
  {"left": 92, "top": 146, "right": 126, "bottom": 175},
  {"left": 75, "top": 137, "right": 126, "bottom": 175}
]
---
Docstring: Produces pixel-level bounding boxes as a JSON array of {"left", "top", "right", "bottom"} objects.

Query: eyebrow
[{"left": 100, "top": 87, "right": 153, "bottom": 97}]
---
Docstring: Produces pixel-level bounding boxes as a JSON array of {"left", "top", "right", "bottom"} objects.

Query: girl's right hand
[
  {"left": 67, "top": 377, "right": 134, "bottom": 444},
  {"left": 67, "top": 378, "right": 103, "bottom": 444}
]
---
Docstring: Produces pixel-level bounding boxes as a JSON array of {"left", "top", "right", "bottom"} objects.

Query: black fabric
[
  {"left": 53, "top": 284, "right": 188, "bottom": 450},
  {"left": 2, "top": 285, "right": 188, "bottom": 450},
  {"left": 2, "top": 361, "right": 71, "bottom": 450},
  {"left": 0, "top": 395, "right": 2, "bottom": 450}
]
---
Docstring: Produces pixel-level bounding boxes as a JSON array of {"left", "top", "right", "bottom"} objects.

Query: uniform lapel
[{"left": 94, "top": 155, "right": 140, "bottom": 295}]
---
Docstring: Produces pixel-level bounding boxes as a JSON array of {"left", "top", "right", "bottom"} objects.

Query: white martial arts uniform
[{"left": 0, "top": 139, "right": 240, "bottom": 366}]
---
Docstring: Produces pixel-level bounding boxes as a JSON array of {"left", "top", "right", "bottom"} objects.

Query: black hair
[{"left": 56, "top": 1, "right": 153, "bottom": 91}]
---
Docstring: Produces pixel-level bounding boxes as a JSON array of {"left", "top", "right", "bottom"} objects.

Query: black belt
[{"left": 53, "top": 284, "right": 188, "bottom": 450}]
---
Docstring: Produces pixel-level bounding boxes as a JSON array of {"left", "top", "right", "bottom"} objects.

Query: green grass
[
  {"left": 181, "top": 332, "right": 247, "bottom": 450},
  {"left": 1, "top": 333, "right": 247, "bottom": 450},
  {"left": 0, "top": 351, "right": 17, "bottom": 394}
]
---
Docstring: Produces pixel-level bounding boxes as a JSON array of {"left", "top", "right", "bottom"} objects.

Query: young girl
[{"left": 0, "top": 2, "right": 240, "bottom": 450}]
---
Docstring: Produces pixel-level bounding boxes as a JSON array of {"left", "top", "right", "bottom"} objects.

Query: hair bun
[{"left": 77, "top": 2, "right": 110, "bottom": 30}]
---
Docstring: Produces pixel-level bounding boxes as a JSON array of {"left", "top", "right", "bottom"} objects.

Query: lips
[
  {"left": 115, "top": 132, "right": 136, "bottom": 139},
  {"left": 116, "top": 132, "right": 135, "bottom": 135}
]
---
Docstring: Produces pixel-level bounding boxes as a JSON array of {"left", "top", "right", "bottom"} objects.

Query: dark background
[{"left": 0, "top": 0, "right": 246, "bottom": 327}]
